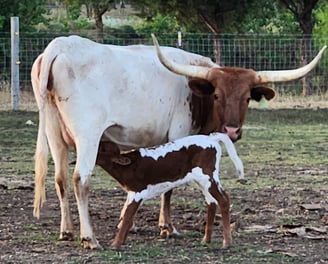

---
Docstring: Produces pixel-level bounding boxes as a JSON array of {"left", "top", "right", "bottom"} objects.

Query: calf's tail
[{"left": 212, "top": 133, "right": 245, "bottom": 181}]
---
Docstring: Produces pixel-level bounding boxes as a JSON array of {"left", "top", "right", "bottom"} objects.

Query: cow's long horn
[
  {"left": 256, "top": 45, "right": 327, "bottom": 83},
  {"left": 151, "top": 34, "right": 211, "bottom": 79}
]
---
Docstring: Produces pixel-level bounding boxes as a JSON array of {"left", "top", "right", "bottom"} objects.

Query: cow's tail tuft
[
  {"left": 32, "top": 48, "right": 58, "bottom": 219},
  {"left": 33, "top": 104, "right": 48, "bottom": 219},
  {"left": 212, "top": 133, "right": 245, "bottom": 181}
]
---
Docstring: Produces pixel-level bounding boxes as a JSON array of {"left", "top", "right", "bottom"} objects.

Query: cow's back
[{"left": 44, "top": 35, "right": 208, "bottom": 150}]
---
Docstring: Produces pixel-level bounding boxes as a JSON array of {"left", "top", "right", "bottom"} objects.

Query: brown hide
[
  {"left": 189, "top": 67, "right": 275, "bottom": 141},
  {"left": 96, "top": 141, "right": 216, "bottom": 193}
]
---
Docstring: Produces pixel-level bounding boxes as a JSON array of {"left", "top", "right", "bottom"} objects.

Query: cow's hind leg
[
  {"left": 112, "top": 199, "right": 141, "bottom": 249},
  {"left": 46, "top": 107, "right": 74, "bottom": 240},
  {"left": 158, "top": 190, "right": 179, "bottom": 237}
]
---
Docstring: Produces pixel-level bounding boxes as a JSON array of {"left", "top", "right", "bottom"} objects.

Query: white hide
[
  {"left": 34, "top": 35, "right": 219, "bottom": 184},
  {"left": 126, "top": 133, "right": 244, "bottom": 206}
]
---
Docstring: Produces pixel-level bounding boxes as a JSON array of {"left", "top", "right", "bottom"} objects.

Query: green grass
[{"left": 1, "top": 107, "right": 327, "bottom": 263}]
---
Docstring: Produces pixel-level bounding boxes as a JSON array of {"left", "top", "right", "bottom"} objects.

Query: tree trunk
[
  {"left": 280, "top": 0, "right": 319, "bottom": 96},
  {"left": 301, "top": 35, "right": 313, "bottom": 96},
  {"left": 93, "top": 1, "right": 112, "bottom": 43},
  {"left": 300, "top": 2, "right": 315, "bottom": 96},
  {"left": 94, "top": 11, "right": 104, "bottom": 43},
  {"left": 85, "top": 2, "right": 93, "bottom": 18}
]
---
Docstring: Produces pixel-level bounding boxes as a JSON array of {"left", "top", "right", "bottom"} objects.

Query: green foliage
[
  {"left": 135, "top": 14, "right": 179, "bottom": 35},
  {"left": 313, "top": 1, "right": 328, "bottom": 72},
  {"left": 234, "top": 1, "right": 300, "bottom": 34},
  {"left": 0, "top": 15, "right": 5, "bottom": 29},
  {"left": 62, "top": 0, "right": 85, "bottom": 20},
  {"left": 0, "top": 0, "right": 47, "bottom": 31},
  {"left": 131, "top": 0, "right": 302, "bottom": 34}
]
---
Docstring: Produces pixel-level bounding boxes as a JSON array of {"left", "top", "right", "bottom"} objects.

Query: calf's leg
[
  {"left": 209, "top": 185, "right": 232, "bottom": 248},
  {"left": 112, "top": 200, "right": 141, "bottom": 249},
  {"left": 202, "top": 203, "right": 217, "bottom": 243},
  {"left": 158, "top": 190, "right": 179, "bottom": 236}
]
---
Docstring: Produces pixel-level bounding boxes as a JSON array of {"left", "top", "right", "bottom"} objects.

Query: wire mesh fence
[{"left": 0, "top": 31, "right": 327, "bottom": 110}]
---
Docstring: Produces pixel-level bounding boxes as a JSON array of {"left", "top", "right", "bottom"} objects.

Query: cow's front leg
[
  {"left": 158, "top": 190, "right": 179, "bottom": 237},
  {"left": 73, "top": 173, "right": 100, "bottom": 249}
]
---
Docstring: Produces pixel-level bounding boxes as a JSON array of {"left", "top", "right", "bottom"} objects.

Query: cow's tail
[
  {"left": 211, "top": 133, "right": 245, "bottom": 181},
  {"left": 32, "top": 49, "right": 58, "bottom": 219}
]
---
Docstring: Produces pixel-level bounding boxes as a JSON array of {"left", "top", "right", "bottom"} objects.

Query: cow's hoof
[
  {"left": 59, "top": 231, "right": 74, "bottom": 241},
  {"left": 159, "top": 225, "right": 180, "bottom": 238},
  {"left": 222, "top": 240, "right": 232, "bottom": 249},
  {"left": 81, "top": 237, "right": 102, "bottom": 250}
]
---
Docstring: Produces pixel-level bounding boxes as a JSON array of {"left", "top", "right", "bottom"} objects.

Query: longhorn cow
[{"left": 31, "top": 34, "right": 326, "bottom": 249}]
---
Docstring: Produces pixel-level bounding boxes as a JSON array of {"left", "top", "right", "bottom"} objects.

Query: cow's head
[{"left": 152, "top": 34, "right": 326, "bottom": 142}]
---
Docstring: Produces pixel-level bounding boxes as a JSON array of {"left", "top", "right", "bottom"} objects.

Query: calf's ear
[
  {"left": 251, "top": 86, "right": 275, "bottom": 102},
  {"left": 111, "top": 156, "right": 132, "bottom": 166},
  {"left": 188, "top": 78, "right": 214, "bottom": 97}
]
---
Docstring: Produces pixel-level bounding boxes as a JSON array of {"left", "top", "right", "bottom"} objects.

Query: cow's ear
[
  {"left": 188, "top": 78, "right": 214, "bottom": 97},
  {"left": 251, "top": 86, "right": 275, "bottom": 102}
]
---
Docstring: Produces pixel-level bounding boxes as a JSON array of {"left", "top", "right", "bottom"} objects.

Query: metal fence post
[{"left": 11, "top": 17, "right": 20, "bottom": 110}]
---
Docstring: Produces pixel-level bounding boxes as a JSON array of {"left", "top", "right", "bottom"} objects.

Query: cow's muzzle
[{"left": 224, "top": 126, "right": 242, "bottom": 142}]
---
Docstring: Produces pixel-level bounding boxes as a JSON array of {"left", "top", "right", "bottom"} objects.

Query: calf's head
[
  {"left": 97, "top": 141, "right": 131, "bottom": 166},
  {"left": 152, "top": 34, "right": 326, "bottom": 142}
]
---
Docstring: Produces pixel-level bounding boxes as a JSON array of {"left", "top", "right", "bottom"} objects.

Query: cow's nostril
[{"left": 224, "top": 126, "right": 241, "bottom": 142}]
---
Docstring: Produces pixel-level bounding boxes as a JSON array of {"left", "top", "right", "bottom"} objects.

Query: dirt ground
[{"left": 0, "top": 177, "right": 327, "bottom": 264}]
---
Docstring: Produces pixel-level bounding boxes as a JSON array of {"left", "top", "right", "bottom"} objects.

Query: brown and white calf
[{"left": 96, "top": 132, "right": 245, "bottom": 249}]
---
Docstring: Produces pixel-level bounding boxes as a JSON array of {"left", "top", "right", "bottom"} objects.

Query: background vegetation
[{"left": 1, "top": 0, "right": 328, "bottom": 97}]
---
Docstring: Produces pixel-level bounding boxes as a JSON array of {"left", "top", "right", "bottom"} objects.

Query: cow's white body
[
  {"left": 37, "top": 36, "right": 216, "bottom": 180},
  {"left": 32, "top": 35, "right": 216, "bottom": 248}
]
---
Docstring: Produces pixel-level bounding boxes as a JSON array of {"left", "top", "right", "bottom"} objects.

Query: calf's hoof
[
  {"left": 81, "top": 237, "right": 102, "bottom": 250},
  {"left": 111, "top": 239, "right": 124, "bottom": 250},
  {"left": 59, "top": 231, "right": 74, "bottom": 241},
  {"left": 201, "top": 236, "right": 211, "bottom": 243}
]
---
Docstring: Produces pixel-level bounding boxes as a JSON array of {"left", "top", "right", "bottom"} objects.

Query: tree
[
  {"left": 279, "top": 0, "right": 320, "bottom": 95},
  {"left": 63, "top": 0, "right": 115, "bottom": 42},
  {"left": 132, "top": 0, "right": 300, "bottom": 62},
  {"left": 0, "top": 0, "right": 46, "bottom": 31},
  {"left": 91, "top": 0, "right": 114, "bottom": 42}
]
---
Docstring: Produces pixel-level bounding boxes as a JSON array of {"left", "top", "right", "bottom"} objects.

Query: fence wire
[{"left": 0, "top": 32, "right": 327, "bottom": 110}]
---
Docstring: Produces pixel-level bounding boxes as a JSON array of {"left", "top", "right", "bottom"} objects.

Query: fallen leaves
[{"left": 243, "top": 223, "right": 327, "bottom": 240}]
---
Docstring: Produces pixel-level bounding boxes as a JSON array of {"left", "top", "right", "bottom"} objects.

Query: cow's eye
[
  {"left": 246, "top": 97, "right": 251, "bottom": 103},
  {"left": 214, "top": 94, "right": 219, "bottom": 100}
]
